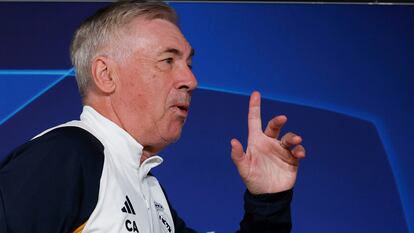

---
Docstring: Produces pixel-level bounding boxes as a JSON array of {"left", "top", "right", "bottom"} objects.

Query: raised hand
[{"left": 231, "top": 91, "right": 306, "bottom": 194}]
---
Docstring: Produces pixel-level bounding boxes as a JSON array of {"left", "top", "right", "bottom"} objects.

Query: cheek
[
  {"left": 157, "top": 113, "right": 185, "bottom": 142},
  {"left": 119, "top": 70, "right": 154, "bottom": 108},
  {"left": 156, "top": 93, "right": 187, "bottom": 140},
  {"left": 148, "top": 75, "right": 174, "bottom": 113},
  {"left": 120, "top": 81, "right": 144, "bottom": 110}
]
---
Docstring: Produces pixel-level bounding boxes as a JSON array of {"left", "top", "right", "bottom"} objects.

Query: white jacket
[{"left": 36, "top": 106, "right": 175, "bottom": 233}]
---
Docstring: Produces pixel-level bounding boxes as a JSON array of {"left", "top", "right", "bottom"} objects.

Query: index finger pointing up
[{"left": 248, "top": 91, "right": 262, "bottom": 135}]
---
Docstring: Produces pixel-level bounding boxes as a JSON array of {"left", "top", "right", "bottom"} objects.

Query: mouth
[{"left": 172, "top": 103, "right": 189, "bottom": 116}]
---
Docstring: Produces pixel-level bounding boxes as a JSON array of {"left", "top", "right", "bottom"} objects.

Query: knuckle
[
  {"left": 295, "top": 144, "right": 304, "bottom": 151},
  {"left": 269, "top": 120, "right": 281, "bottom": 129},
  {"left": 283, "top": 132, "right": 295, "bottom": 139}
]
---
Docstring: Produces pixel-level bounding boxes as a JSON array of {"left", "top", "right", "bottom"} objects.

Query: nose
[{"left": 175, "top": 64, "right": 198, "bottom": 92}]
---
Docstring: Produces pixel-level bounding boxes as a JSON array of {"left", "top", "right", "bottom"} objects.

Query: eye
[
  {"left": 157, "top": 58, "right": 174, "bottom": 71},
  {"left": 187, "top": 64, "right": 193, "bottom": 70},
  {"left": 163, "top": 57, "right": 174, "bottom": 65}
]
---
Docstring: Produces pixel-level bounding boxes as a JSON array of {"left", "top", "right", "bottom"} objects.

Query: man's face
[{"left": 109, "top": 18, "right": 197, "bottom": 150}]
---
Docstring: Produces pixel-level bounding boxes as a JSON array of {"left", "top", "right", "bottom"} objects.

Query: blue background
[{"left": 0, "top": 2, "right": 413, "bottom": 233}]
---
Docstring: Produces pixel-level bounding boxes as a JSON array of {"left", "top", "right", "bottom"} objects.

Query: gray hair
[{"left": 70, "top": 0, "right": 178, "bottom": 99}]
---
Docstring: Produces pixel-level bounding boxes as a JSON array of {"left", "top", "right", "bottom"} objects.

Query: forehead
[{"left": 121, "top": 17, "right": 191, "bottom": 57}]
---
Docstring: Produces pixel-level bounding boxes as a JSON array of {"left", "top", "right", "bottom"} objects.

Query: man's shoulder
[
  {"left": 0, "top": 127, "right": 105, "bottom": 233},
  {"left": 0, "top": 126, "right": 104, "bottom": 172},
  {"left": 33, "top": 126, "right": 104, "bottom": 152}
]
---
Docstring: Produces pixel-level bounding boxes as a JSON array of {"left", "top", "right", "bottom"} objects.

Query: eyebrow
[{"left": 159, "top": 47, "right": 195, "bottom": 59}]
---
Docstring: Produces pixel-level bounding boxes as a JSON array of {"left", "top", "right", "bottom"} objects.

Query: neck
[
  {"left": 140, "top": 142, "right": 168, "bottom": 163},
  {"left": 140, "top": 150, "right": 152, "bottom": 163}
]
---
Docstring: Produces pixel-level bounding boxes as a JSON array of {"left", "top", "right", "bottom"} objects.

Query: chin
[
  {"left": 160, "top": 128, "right": 183, "bottom": 145},
  {"left": 158, "top": 121, "right": 185, "bottom": 145},
  {"left": 168, "top": 131, "right": 182, "bottom": 144}
]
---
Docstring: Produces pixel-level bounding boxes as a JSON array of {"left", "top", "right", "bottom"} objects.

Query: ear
[{"left": 91, "top": 56, "right": 116, "bottom": 94}]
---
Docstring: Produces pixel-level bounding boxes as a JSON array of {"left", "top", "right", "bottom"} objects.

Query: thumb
[{"left": 231, "top": 138, "right": 245, "bottom": 163}]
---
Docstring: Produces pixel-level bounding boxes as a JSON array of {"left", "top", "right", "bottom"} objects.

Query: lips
[
  {"left": 176, "top": 104, "right": 189, "bottom": 111},
  {"left": 171, "top": 103, "right": 190, "bottom": 116}
]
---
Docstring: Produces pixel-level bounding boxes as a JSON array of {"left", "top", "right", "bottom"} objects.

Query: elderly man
[{"left": 0, "top": 1, "right": 305, "bottom": 233}]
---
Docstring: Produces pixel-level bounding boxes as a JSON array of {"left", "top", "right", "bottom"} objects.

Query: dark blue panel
[
  {"left": 0, "top": 2, "right": 109, "bottom": 69},
  {"left": 0, "top": 71, "right": 72, "bottom": 125},
  {"left": 0, "top": 2, "right": 413, "bottom": 232},
  {"left": 0, "top": 77, "right": 82, "bottom": 157},
  {"left": 173, "top": 3, "right": 414, "bottom": 231}
]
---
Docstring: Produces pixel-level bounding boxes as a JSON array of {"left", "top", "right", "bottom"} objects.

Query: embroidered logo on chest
[{"left": 154, "top": 201, "right": 172, "bottom": 233}]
